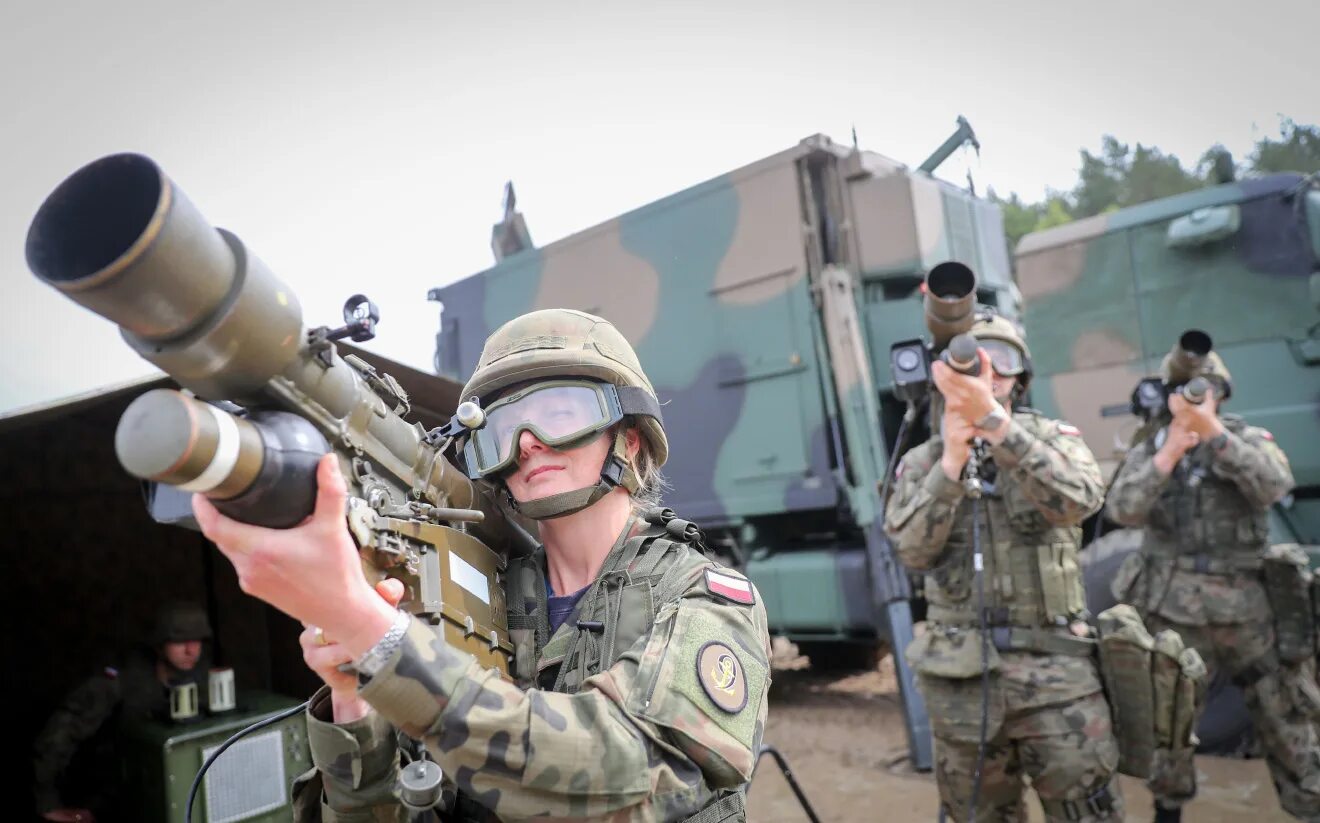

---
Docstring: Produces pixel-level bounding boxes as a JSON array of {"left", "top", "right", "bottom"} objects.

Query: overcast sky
[{"left": 3, "top": 0, "right": 1315, "bottom": 412}]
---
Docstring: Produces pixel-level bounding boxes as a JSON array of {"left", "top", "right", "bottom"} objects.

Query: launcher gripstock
[{"left": 26, "top": 153, "right": 525, "bottom": 675}]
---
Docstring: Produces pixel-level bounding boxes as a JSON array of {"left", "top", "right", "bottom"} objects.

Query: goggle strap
[
  {"left": 615, "top": 386, "right": 664, "bottom": 427},
  {"left": 607, "top": 429, "right": 639, "bottom": 494}
]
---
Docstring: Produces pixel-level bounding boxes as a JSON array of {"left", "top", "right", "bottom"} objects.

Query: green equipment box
[{"left": 118, "top": 690, "right": 310, "bottom": 823}]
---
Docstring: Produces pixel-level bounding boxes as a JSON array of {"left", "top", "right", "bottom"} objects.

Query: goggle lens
[
  {"left": 980, "top": 340, "right": 1025, "bottom": 376},
  {"left": 467, "top": 382, "right": 618, "bottom": 476}
]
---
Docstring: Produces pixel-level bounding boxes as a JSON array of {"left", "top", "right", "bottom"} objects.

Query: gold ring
[{"left": 314, "top": 627, "right": 328, "bottom": 647}]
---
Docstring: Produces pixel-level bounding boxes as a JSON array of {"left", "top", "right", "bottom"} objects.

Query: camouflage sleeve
[
  {"left": 355, "top": 578, "right": 771, "bottom": 821},
  {"left": 989, "top": 418, "right": 1104, "bottom": 526},
  {"left": 884, "top": 441, "right": 965, "bottom": 571},
  {"left": 1210, "top": 426, "right": 1294, "bottom": 509},
  {"left": 32, "top": 671, "right": 121, "bottom": 813},
  {"left": 1104, "top": 441, "right": 1167, "bottom": 527},
  {"left": 297, "top": 686, "right": 407, "bottom": 822}
]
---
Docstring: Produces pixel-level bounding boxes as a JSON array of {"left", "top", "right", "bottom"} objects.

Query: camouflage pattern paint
[
  {"left": 430, "top": 133, "right": 1015, "bottom": 582},
  {"left": 435, "top": 143, "right": 824, "bottom": 528}
]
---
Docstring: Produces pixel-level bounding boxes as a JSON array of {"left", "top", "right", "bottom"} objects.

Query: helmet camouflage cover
[
  {"left": 461, "top": 308, "right": 668, "bottom": 466},
  {"left": 153, "top": 601, "right": 212, "bottom": 644},
  {"left": 1158, "top": 349, "right": 1233, "bottom": 386}
]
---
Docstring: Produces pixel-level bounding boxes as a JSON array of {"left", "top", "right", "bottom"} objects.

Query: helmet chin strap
[{"left": 506, "top": 429, "right": 639, "bottom": 521}]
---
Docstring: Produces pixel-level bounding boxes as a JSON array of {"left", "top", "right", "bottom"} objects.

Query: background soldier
[
  {"left": 32, "top": 601, "right": 212, "bottom": 823},
  {"left": 1105, "top": 345, "right": 1320, "bottom": 822},
  {"left": 885, "top": 313, "right": 1122, "bottom": 822}
]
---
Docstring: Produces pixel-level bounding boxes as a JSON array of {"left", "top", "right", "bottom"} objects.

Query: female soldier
[{"left": 193, "top": 309, "right": 771, "bottom": 822}]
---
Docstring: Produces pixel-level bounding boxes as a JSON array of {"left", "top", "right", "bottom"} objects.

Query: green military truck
[
  {"left": 431, "top": 130, "right": 1320, "bottom": 765},
  {"left": 1016, "top": 171, "right": 1320, "bottom": 749},
  {"left": 429, "top": 125, "right": 1014, "bottom": 770}
]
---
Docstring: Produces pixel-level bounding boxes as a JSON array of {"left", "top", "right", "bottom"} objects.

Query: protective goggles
[
  {"left": 978, "top": 339, "right": 1026, "bottom": 377},
  {"left": 462, "top": 380, "right": 660, "bottom": 479}
]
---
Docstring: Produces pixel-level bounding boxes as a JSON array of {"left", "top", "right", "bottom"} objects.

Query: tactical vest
[
  {"left": 925, "top": 412, "right": 1089, "bottom": 632},
  {"left": 468, "top": 507, "right": 747, "bottom": 823},
  {"left": 1143, "top": 415, "right": 1269, "bottom": 572}
]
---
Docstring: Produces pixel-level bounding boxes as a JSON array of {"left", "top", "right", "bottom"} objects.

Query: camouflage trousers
[
  {"left": 933, "top": 691, "right": 1123, "bottom": 822},
  {"left": 1146, "top": 615, "right": 1320, "bottom": 820}
]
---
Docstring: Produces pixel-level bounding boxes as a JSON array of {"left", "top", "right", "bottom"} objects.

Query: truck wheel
[
  {"left": 797, "top": 640, "right": 887, "bottom": 673},
  {"left": 1081, "top": 530, "right": 1254, "bottom": 756}
]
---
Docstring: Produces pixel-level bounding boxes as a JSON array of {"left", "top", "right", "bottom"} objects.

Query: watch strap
[
  {"left": 975, "top": 407, "right": 1009, "bottom": 431},
  {"left": 353, "top": 611, "right": 411, "bottom": 679}
]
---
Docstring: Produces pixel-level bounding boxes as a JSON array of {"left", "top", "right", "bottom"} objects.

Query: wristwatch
[
  {"left": 1208, "top": 431, "right": 1230, "bottom": 452},
  {"left": 353, "top": 610, "right": 411, "bottom": 679},
  {"left": 975, "top": 406, "right": 1010, "bottom": 432}
]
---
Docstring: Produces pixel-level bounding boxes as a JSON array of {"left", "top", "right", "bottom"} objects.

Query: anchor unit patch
[{"left": 697, "top": 641, "right": 748, "bottom": 713}]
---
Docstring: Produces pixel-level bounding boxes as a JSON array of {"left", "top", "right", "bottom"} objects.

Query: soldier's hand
[
  {"left": 42, "top": 810, "right": 95, "bottom": 823},
  {"left": 940, "top": 410, "right": 977, "bottom": 482},
  {"left": 194, "top": 453, "right": 398, "bottom": 660},
  {"left": 1153, "top": 419, "right": 1200, "bottom": 474},
  {"left": 300, "top": 578, "right": 405, "bottom": 723},
  {"left": 1168, "top": 390, "right": 1224, "bottom": 440},
  {"left": 932, "top": 350, "right": 997, "bottom": 423}
]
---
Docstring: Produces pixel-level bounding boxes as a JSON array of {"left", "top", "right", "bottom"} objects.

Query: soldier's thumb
[
  {"left": 978, "top": 348, "right": 995, "bottom": 382},
  {"left": 313, "top": 453, "right": 348, "bottom": 521},
  {"left": 375, "top": 578, "right": 406, "bottom": 609}
]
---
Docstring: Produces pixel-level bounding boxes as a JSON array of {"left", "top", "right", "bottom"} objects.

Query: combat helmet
[
  {"left": 969, "top": 310, "right": 1033, "bottom": 393},
  {"left": 153, "top": 601, "right": 212, "bottom": 645},
  {"left": 459, "top": 309, "right": 666, "bottom": 519}
]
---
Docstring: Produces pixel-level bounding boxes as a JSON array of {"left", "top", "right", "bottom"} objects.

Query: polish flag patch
[
  {"left": 705, "top": 569, "right": 756, "bottom": 605},
  {"left": 1058, "top": 423, "right": 1082, "bottom": 436},
  {"left": 1261, "top": 430, "right": 1275, "bottom": 441}
]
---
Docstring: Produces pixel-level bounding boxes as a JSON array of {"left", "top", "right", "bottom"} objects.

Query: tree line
[{"left": 991, "top": 118, "right": 1320, "bottom": 248}]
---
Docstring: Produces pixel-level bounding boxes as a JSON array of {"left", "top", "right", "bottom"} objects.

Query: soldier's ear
[{"left": 623, "top": 424, "right": 642, "bottom": 461}]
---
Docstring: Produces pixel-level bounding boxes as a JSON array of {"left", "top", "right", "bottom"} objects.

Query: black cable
[
  {"left": 968, "top": 460, "right": 990, "bottom": 823},
  {"left": 185, "top": 699, "right": 310, "bottom": 823},
  {"left": 752, "top": 745, "right": 823, "bottom": 823},
  {"left": 878, "top": 401, "right": 919, "bottom": 511}
]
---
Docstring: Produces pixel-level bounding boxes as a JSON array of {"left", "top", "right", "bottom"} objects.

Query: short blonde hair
[{"left": 625, "top": 421, "right": 668, "bottom": 508}]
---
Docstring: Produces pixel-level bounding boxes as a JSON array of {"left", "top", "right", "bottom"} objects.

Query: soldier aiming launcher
[
  {"left": 1128, "top": 330, "right": 1224, "bottom": 422},
  {"left": 26, "top": 153, "right": 522, "bottom": 677},
  {"left": 885, "top": 260, "right": 991, "bottom": 490}
]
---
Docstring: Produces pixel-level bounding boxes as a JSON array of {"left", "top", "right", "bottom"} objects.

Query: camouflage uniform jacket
[
  {"left": 1104, "top": 414, "right": 1294, "bottom": 625},
  {"left": 884, "top": 409, "right": 1107, "bottom": 713},
  {"left": 298, "top": 514, "right": 771, "bottom": 822},
  {"left": 33, "top": 651, "right": 207, "bottom": 813}
]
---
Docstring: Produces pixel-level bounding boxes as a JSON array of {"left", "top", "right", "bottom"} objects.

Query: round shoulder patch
[{"left": 697, "top": 641, "right": 748, "bottom": 713}]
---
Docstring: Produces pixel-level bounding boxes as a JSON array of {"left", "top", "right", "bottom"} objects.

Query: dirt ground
[{"left": 746, "top": 640, "right": 1293, "bottom": 822}]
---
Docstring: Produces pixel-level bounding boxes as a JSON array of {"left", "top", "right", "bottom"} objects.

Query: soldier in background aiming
[
  {"left": 32, "top": 602, "right": 212, "bottom": 823},
  {"left": 885, "top": 313, "right": 1123, "bottom": 821},
  {"left": 1105, "top": 343, "right": 1319, "bottom": 822}
]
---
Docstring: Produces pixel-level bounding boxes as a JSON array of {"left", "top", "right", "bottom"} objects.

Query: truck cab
[{"left": 1016, "top": 173, "right": 1320, "bottom": 546}]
